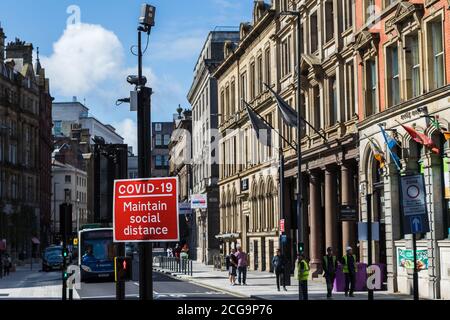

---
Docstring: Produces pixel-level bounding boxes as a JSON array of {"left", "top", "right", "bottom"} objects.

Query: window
[
  {"left": 328, "top": 76, "right": 337, "bottom": 126},
  {"left": 54, "top": 121, "right": 62, "bottom": 136},
  {"left": 240, "top": 72, "right": 247, "bottom": 108},
  {"left": 343, "top": 0, "right": 353, "bottom": 30},
  {"left": 264, "top": 48, "right": 271, "bottom": 85},
  {"left": 365, "top": 59, "right": 377, "bottom": 116},
  {"left": 9, "top": 142, "right": 17, "bottom": 164},
  {"left": 11, "top": 174, "right": 17, "bottom": 199},
  {"left": 310, "top": 12, "right": 318, "bottom": 53},
  {"left": 428, "top": 19, "right": 445, "bottom": 90},
  {"left": 65, "top": 175, "right": 71, "bottom": 183},
  {"left": 405, "top": 34, "right": 421, "bottom": 99},
  {"left": 266, "top": 113, "right": 273, "bottom": 158},
  {"left": 156, "top": 134, "right": 162, "bottom": 146},
  {"left": 280, "top": 0, "right": 288, "bottom": 11},
  {"left": 220, "top": 90, "right": 225, "bottom": 123},
  {"left": 386, "top": 44, "right": 400, "bottom": 107},
  {"left": 155, "top": 123, "right": 162, "bottom": 132},
  {"left": 281, "top": 36, "right": 292, "bottom": 77},
  {"left": 345, "top": 62, "right": 355, "bottom": 121},
  {"left": 250, "top": 62, "right": 256, "bottom": 100},
  {"left": 230, "top": 80, "right": 236, "bottom": 114},
  {"left": 155, "top": 155, "right": 162, "bottom": 167},
  {"left": 325, "top": 0, "right": 334, "bottom": 43},
  {"left": 225, "top": 85, "right": 230, "bottom": 117},
  {"left": 313, "top": 86, "right": 321, "bottom": 130},
  {"left": 365, "top": 0, "right": 375, "bottom": 23},
  {"left": 257, "top": 55, "right": 263, "bottom": 95},
  {"left": 164, "top": 134, "right": 170, "bottom": 146}
]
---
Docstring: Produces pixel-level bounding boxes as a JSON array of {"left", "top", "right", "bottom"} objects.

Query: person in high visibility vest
[
  {"left": 295, "top": 252, "right": 309, "bottom": 300},
  {"left": 342, "top": 246, "right": 358, "bottom": 297},
  {"left": 323, "top": 247, "right": 338, "bottom": 299}
]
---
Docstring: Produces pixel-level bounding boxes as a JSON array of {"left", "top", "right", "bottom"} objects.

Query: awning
[
  {"left": 31, "top": 237, "right": 40, "bottom": 245},
  {"left": 215, "top": 233, "right": 240, "bottom": 240}
]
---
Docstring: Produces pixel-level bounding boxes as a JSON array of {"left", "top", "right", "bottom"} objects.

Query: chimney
[
  {"left": 5, "top": 37, "right": 33, "bottom": 65},
  {"left": 0, "top": 23, "right": 5, "bottom": 63}
]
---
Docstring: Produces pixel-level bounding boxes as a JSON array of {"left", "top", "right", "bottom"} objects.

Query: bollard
[{"left": 190, "top": 260, "right": 193, "bottom": 276}]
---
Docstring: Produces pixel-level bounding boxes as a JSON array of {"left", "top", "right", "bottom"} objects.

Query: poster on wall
[
  {"left": 444, "top": 158, "right": 450, "bottom": 199},
  {"left": 397, "top": 248, "right": 428, "bottom": 270}
]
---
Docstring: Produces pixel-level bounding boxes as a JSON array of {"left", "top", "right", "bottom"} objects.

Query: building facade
[
  {"left": 214, "top": 0, "right": 359, "bottom": 273},
  {"left": 51, "top": 160, "right": 88, "bottom": 235},
  {"left": 0, "top": 32, "right": 52, "bottom": 258},
  {"left": 354, "top": 0, "right": 450, "bottom": 300},
  {"left": 169, "top": 110, "right": 193, "bottom": 250},
  {"left": 187, "top": 30, "right": 240, "bottom": 264},
  {"left": 151, "top": 122, "right": 172, "bottom": 177}
]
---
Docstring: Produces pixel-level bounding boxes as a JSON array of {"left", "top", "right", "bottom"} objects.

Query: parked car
[{"left": 42, "top": 246, "right": 64, "bottom": 272}]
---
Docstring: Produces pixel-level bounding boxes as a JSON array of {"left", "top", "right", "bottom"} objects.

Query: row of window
[
  {"left": 366, "top": 18, "right": 446, "bottom": 116},
  {"left": 155, "top": 134, "right": 171, "bottom": 147},
  {"left": 154, "top": 155, "right": 169, "bottom": 168},
  {"left": 0, "top": 171, "right": 36, "bottom": 202},
  {"left": 64, "top": 174, "right": 87, "bottom": 187}
]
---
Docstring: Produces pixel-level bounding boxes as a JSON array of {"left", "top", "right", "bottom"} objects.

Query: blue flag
[{"left": 379, "top": 125, "right": 401, "bottom": 171}]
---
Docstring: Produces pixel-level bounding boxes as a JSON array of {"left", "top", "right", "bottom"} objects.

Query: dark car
[{"left": 42, "top": 246, "right": 64, "bottom": 272}]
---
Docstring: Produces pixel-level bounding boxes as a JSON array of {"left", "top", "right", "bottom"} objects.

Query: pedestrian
[
  {"left": 166, "top": 247, "right": 173, "bottom": 258},
  {"left": 323, "top": 247, "right": 338, "bottom": 298},
  {"left": 342, "top": 246, "right": 357, "bottom": 297},
  {"left": 3, "top": 254, "right": 11, "bottom": 276},
  {"left": 295, "top": 252, "right": 309, "bottom": 300},
  {"left": 174, "top": 244, "right": 181, "bottom": 259},
  {"left": 272, "top": 249, "right": 287, "bottom": 291},
  {"left": 228, "top": 249, "right": 238, "bottom": 286},
  {"left": 235, "top": 245, "right": 248, "bottom": 285}
]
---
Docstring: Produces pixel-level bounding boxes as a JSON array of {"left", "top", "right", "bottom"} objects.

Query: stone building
[
  {"left": 214, "top": 0, "right": 359, "bottom": 273},
  {"left": 169, "top": 109, "right": 193, "bottom": 250},
  {"left": 187, "top": 30, "right": 239, "bottom": 265},
  {"left": 355, "top": 0, "right": 450, "bottom": 300},
  {"left": 0, "top": 31, "right": 52, "bottom": 258},
  {"left": 151, "top": 122, "right": 172, "bottom": 177}
]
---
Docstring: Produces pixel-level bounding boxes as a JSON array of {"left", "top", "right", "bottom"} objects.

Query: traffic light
[
  {"left": 62, "top": 248, "right": 69, "bottom": 258},
  {"left": 298, "top": 242, "right": 305, "bottom": 254},
  {"left": 114, "top": 257, "right": 132, "bottom": 282},
  {"left": 59, "top": 203, "right": 73, "bottom": 238}
]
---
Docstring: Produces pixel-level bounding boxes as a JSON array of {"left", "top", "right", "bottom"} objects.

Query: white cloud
[
  {"left": 113, "top": 118, "right": 138, "bottom": 154},
  {"left": 151, "top": 32, "right": 206, "bottom": 61},
  {"left": 41, "top": 23, "right": 123, "bottom": 96}
]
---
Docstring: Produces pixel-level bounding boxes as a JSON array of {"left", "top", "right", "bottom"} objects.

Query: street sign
[
  {"left": 113, "top": 177, "right": 179, "bottom": 242},
  {"left": 191, "top": 194, "right": 207, "bottom": 209},
  {"left": 339, "top": 205, "right": 357, "bottom": 221},
  {"left": 179, "top": 202, "right": 192, "bottom": 215},
  {"left": 280, "top": 234, "right": 287, "bottom": 244},
  {"left": 279, "top": 219, "right": 285, "bottom": 233},
  {"left": 401, "top": 175, "right": 430, "bottom": 234}
]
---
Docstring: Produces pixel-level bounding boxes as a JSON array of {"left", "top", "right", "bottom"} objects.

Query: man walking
[
  {"left": 235, "top": 245, "right": 248, "bottom": 285},
  {"left": 343, "top": 246, "right": 357, "bottom": 297},
  {"left": 323, "top": 247, "right": 338, "bottom": 298},
  {"left": 295, "top": 252, "right": 309, "bottom": 300},
  {"left": 272, "top": 249, "right": 287, "bottom": 291}
]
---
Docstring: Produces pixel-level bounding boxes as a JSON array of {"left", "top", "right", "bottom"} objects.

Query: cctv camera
[{"left": 127, "top": 75, "right": 147, "bottom": 86}]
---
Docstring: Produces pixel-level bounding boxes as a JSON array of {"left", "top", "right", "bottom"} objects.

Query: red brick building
[{"left": 355, "top": 0, "right": 450, "bottom": 299}]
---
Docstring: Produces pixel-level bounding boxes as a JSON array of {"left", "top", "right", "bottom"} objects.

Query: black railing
[{"left": 154, "top": 256, "right": 193, "bottom": 276}]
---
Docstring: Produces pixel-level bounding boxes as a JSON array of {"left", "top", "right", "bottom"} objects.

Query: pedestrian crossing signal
[
  {"left": 298, "top": 242, "right": 305, "bottom": 254},
  {"left": 114, "top": 257, "right": 132, "bottom": 282}
]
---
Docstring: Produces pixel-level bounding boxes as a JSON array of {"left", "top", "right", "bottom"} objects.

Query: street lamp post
[{"left": 280, "top": 8, "right": 304, "bottom": 301}]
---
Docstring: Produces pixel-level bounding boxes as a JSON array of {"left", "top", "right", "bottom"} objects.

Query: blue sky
[{"left": 0, "top": 0, "right": 254, "bottom": 151}]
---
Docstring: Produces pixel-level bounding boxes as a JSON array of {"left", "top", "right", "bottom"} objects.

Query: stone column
[
  {"left": 325, "top": 167, "right": 338, "bottom": 251},
  {"left": 341, "top": 163, "right": 356, "bottom": 252},
  {"left": 309, "top": 171, "right": 323, "bottom": 275}
]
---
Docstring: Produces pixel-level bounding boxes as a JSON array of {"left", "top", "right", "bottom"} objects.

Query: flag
[
  {"left": 400, "top": 123, "right": 440, "bottom": 155},
  {"left": 379, "top": 125, "right": 401, "bottom": 171},
  {"left": 264, "top": 83, "right": 298, "bottom": 127},
  {"left": 243, "top": 100, "right": 272, "bottom": 147},
  {"left": 367, "top": 137, "right": 385, "bottom": 169},
  {"left": 427, "top": 116, "right": 450, "bottom": 141}
]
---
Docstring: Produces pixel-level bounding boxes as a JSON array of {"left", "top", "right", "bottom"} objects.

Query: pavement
[
  {"left": 0, "top": 260, "right": 239, "bottom": 300},
  {"left": 153, "top": 260, "right": 414, "bottom": 300},
  {"left": 0, "top": 262, "right": 80, "bottom": 300}
]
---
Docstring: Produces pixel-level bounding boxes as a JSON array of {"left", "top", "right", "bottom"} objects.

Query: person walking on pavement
[
  {"left": 228, "top": 248, "right": 238, "bottom": 286},
  {"left": 235, "top": 245, "right": 248, "bottom": 285},
  {"left": 295, "top": 252, "right": 310, "bottom": 300},
  {"left": 3, "top": 254, "right": 11, "bottom": 276},
  {"left": 323, "top": 247, "right": 338, "bottom": 298},
  {"left": 343, "top": 246, "right": 357, "bottom": 297},
  {"left": 272, "top": 249, "right": 287, "bottom": 292}
]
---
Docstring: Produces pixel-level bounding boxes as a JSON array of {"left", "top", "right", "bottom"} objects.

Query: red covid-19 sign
[{"left": 113, "top": 177, "right": 179, "bottom": 242}]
